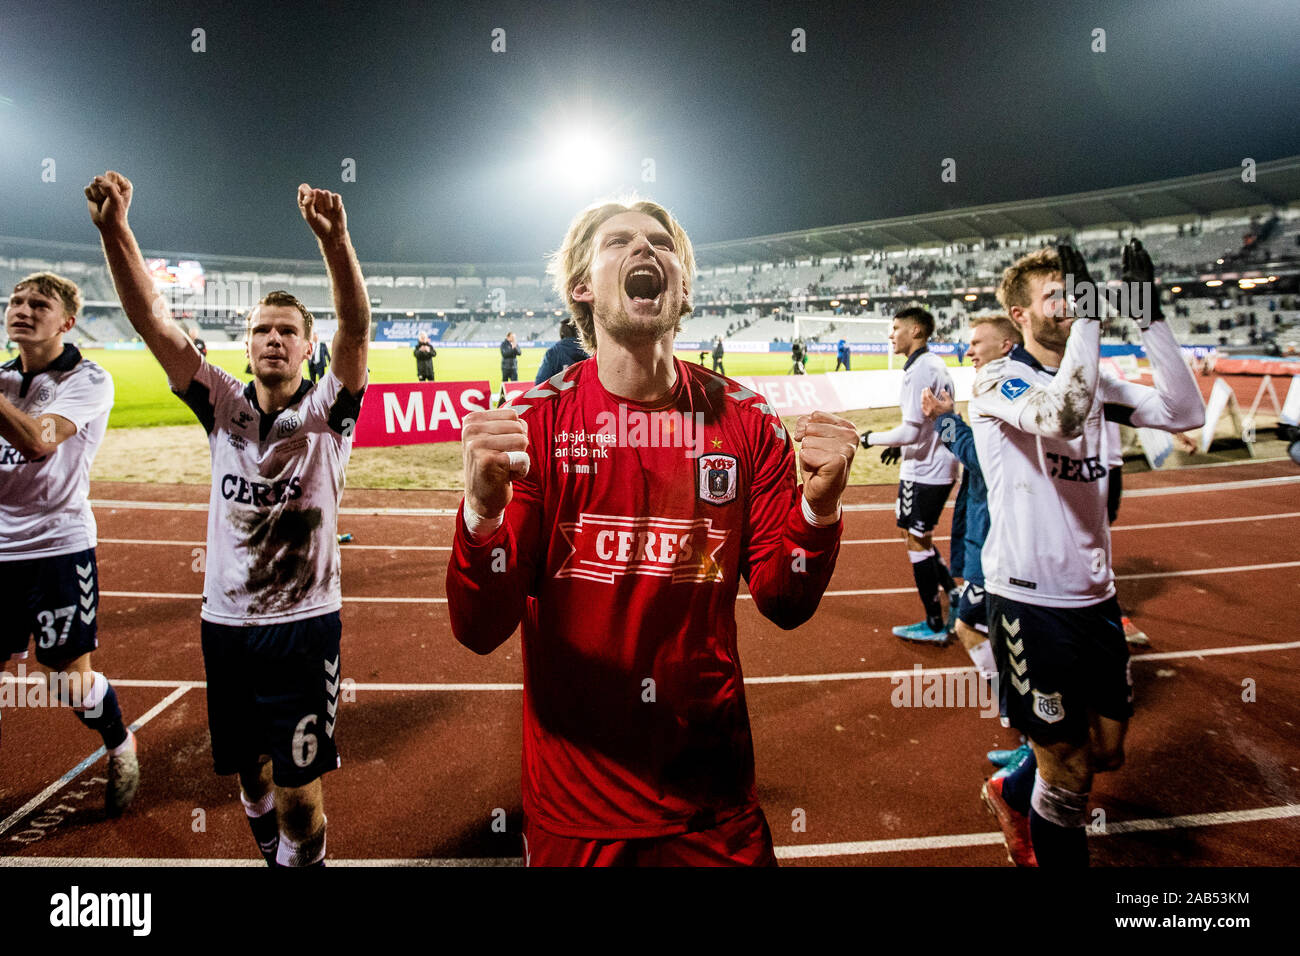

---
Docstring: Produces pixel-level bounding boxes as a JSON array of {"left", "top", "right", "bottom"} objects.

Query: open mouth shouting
[{"left": 624, "top": 261, "right": 665, "bottom": 311}]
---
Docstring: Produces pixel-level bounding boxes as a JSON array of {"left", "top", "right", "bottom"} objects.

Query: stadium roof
[
  {"left": 4, "top": 157, "right": 1298, "bottom": 276},
  {"left": 693, "top": 155, "right": 1300, "bottom": 268}
]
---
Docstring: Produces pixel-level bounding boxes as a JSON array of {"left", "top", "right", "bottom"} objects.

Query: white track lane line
[
  {"left": 774, "top": 803, "right": 1300, "bottom": 860},
  {"left": 89, "top": 558, "right": 1300, "bottom": 607},
  {"left": 0, "top": 686, "right": 190, "bottom": 839},
  {"left": 98, "top": 511, "right": 1300, "bottom": 550},
  {"left": 98, "top": 538, "right": 452, "bottom": 551},
  {"left": 85, "top": 472, "right": 1300, "bottom": 517},
  {"left": 5, "top": 640, "right": 1295, "bottom": 694},
  {"left": 4, "top": 801, "right": 1295, "bottom": 866}
]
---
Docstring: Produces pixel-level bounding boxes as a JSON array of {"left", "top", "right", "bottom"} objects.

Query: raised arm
[
  {"left": 743, "top": 410, "right": 853, "bottom": 630},
  {"left": 446, "top": 407, "right": 539, "bottom": 654},
  {"left": 298, "top": 184, "right": 370, "bottom": 394},
  {"left": 86, "top": 171, "right": 201, "bottom": 391}
]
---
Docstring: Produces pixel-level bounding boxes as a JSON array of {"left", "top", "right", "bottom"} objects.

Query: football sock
[
  {"left": 240, "top": 789, "right": 280, "bottom": 867},
  {"left": 908, "top": 549, "right": 943, "bottom": 630},
  {"left": 935, "top": 555, "right": 956, "bottom": 593},
  {"left": 1030, "top": 772, "right": 1090, "bottom": 867},
  {"left": 277, "top": 816, "right": 327, "bottom": 867},
  {"left": 73, "top": 672, "right": 128, "bottom": 751},
  {"left": 1001, "top": 749, "right": 1037, "bottom": 815}
]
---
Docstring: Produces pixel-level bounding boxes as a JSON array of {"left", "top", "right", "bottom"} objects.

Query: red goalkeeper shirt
[{"left": 446, "top": 357, "right": 842, "bottom": 839}]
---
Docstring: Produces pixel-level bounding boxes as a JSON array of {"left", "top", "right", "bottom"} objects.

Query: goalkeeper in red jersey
[{"left": 446, "top": 198, "right": 858, "bottom": 866}]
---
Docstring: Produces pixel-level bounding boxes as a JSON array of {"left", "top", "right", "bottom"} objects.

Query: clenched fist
[
  {"left": 298, "top": 184, "right": 348, "bottom": 247},
  {"left": 462, "top": 408, "right": 531, "bottom": 520},
  {"left": 85, "top": 171, "right": 133, "bottom": 232},
  {"left": 793, "top": 410, "right": 858, "bottom": 519}
]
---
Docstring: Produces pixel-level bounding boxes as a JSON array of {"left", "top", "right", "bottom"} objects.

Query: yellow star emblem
[{"left": 710, "top": 437, "right": 723, "bottom": 449}]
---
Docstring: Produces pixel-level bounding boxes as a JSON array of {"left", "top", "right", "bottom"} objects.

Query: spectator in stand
[
  {"left": 534, "top": 317, "right": 588, "bottom": 383},
  {"left": 712, "top": 336, "right": 725, "bottom": 375},
  {"left": 413, "top": 331, "right": 437, "bottom": 381}
]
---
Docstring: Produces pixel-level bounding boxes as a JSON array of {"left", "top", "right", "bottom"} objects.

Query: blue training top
[{"left": 933, "top": 411, "right": 987, "bottom": 586}]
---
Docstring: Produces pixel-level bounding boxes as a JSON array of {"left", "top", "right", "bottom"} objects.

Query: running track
[{"left": 1, "top": 458, "right": 1298, "bottom": 866}]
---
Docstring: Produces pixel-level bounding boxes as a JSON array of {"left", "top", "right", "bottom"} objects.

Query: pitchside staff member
[
  {"left": 414, "top": 331, "right": 438, "bottom": 381},
  {"left": 448, "top": 199, "right": 857, "bottom": 866},
  {"left": 972, "top": 241, "right": 1201, "bottom": 867},
  {"left": 0, "top": 273, "right": 140, "bottom": 814},
  {"left": 88, "top": 170, "right": 369, "bottom": 867},
  {"left": 860, "top": 306, "right": 960, "bottom": 643}
]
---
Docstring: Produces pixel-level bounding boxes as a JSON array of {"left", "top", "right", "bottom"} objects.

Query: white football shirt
[
  {"left": 0, "top": 345, "right": 113, "bottom": 560},
  {"left": 175, "top": 362, "right": 364, "bottom": 625},
  {"left": 971, "top": 320, "right": 1202, "bottom": 608},
  {"left": 895, "top": 349, "right": 959, "bottom": 484}
]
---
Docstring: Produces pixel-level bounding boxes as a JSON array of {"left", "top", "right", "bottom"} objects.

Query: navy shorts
[
  {"left": 987, "top": 592, "right": 1132, "bottom": 746},
  {"left": 895, "top": 480, "right": 953, "bottom": 536},
  {"left": 200, "top": 611, "right": 343, "bottom": 788},
  {"left": 0, "top": 548, "right": 100, "bottom": 668},
  {"left": 955, "top": 581, "right": 988, "bottom": 634}
]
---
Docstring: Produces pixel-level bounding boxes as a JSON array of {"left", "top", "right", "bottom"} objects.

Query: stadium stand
[{"left": 4, "top": 157, "right": 1298, "bottom": 351}]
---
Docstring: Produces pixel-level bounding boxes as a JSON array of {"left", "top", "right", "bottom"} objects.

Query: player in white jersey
[
  {"left": 87, "top": 171, "right": 370, "bottom": 866},
  {"left": 972, "top": 241, "right": 1202, "bottom": 867},
  {"left": 1, "top": 272, "right": 140, "bottom": 814},
  {"left": 860, "top": 306, "right": 961, "bottom": 643}
]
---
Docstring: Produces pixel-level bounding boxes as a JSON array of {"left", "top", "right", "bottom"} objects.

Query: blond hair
[
  {"left": 13, "top": 272, "right": 82, "bottom": 318},
  {"left": 547, "top": 197, "right": 695, "bottom": 352},
  {"left": 996, "top": 248, "right": 1061, "bottom": 311},
  {"left": 970, "top": 313, "right": 1024, "bottom": 347}
]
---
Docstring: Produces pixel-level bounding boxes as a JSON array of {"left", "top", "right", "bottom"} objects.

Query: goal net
[{"left": 791, "top": 314, "right": 899, "bottom": 370}]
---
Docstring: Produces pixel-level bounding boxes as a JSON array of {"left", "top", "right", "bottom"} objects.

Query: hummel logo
[
  {"left": 80, "top": 609, "right": 96, "bottom": 625},
  {"left": 1011, "top": 674, "right": 1030, "bottom": 695},
  {"left": 324, "top": 656, "right": 339, "bottom": 677},
  {"left": 79, "top": 594, "right": 94, "bottom": 610},
  {"left": 1006, "top": 635, "right": 1024, "bottom": 656},
  {"left": 1002, "top": 615, "right": 1021, "bottom": 637},
  {"left": 1011, "top": 655, "right": 1028, "bottom": 676},
  {"left": 76, "top": 562, "right": 93, "bottom": 579}
]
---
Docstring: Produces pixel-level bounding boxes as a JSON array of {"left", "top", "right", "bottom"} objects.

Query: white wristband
[
  {"left": 463, "top": 504, "right": 504, "bottom": 541},
  {"left": 801, "top": 493, "right": 841, "bottom": 527}
]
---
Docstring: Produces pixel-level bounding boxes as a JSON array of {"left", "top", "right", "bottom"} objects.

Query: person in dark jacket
[
  {"left": 711, "top": 336, "right": 725, "bottom": 375},
  {"left": 414, "top": 331, "right": 437, "bottom": 381},
  {"left": 835, "top": 338, "right": 850, "bottom": 371},
  {"left": 307, "top": 331, "right": 331, "bottom": 384},
  {"left": 534, "top": 318, "right": 588, "bottom": 383},
  {"left": 500, "top": 332, "right": 521, "bottom": 382}
]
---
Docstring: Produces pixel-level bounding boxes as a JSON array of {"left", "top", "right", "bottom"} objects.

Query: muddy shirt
[
  {"left": 968, "top": 319, "right": 1200, "bottom": 609},
  {"left": 175, "top": 362, "right": 364, "bottom": 625}
]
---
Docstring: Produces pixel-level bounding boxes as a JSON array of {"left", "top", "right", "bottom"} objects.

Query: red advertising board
[{"left": 352, "top": 381, "right": 495, "bottom": 447}]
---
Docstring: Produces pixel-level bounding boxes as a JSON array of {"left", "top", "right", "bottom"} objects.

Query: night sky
[{"left": 2, "top": 0, "right": 1298, "bottom": 264}]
